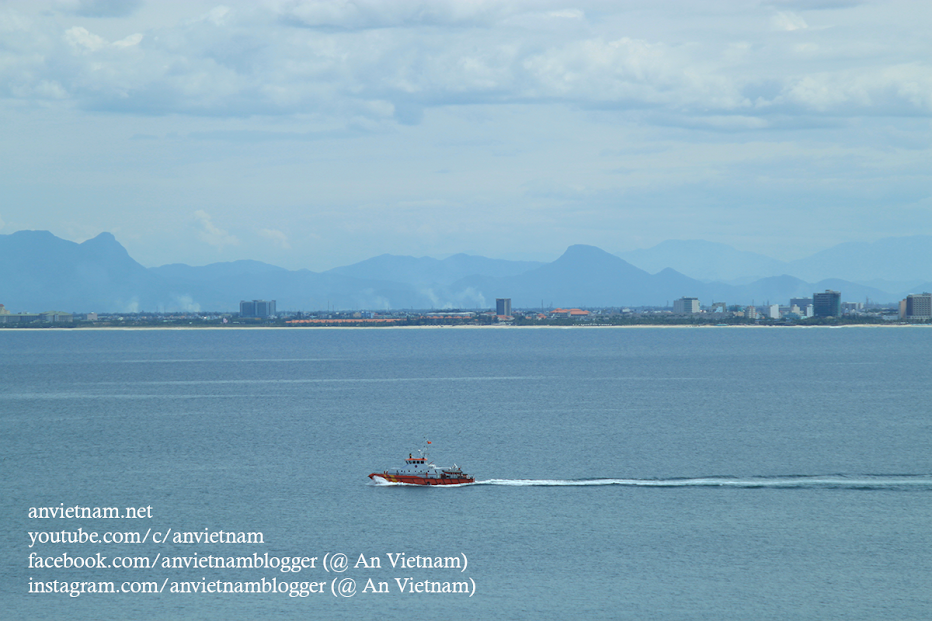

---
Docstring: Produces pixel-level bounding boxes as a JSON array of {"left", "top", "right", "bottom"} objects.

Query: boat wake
[{"left": 472, "top": 474, "right": 932, "bottom": 490}]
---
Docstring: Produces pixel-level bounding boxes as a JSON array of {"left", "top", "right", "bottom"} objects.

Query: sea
[{"left": 2, "top": 326, "right": 931, "bottom": 620}]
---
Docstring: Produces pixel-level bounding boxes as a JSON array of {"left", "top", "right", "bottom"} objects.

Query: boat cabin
[{"left": 404, "top": 455, "right": 428, "bottom": 470}]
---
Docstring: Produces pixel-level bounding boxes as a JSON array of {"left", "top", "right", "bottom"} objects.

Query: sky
[{"left": 1, "top": 0, "right": 930, "bottom": 271}]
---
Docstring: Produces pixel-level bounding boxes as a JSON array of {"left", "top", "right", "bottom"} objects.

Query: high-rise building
[
  {"left": 240, "top": 300, "right": 277, "bottom": 318},
  {"left": 813, "top": 290, "right": 841, "bottom": 317},
  {"left": 903, "top": 293, "right": 932, "bottom": 320},
  {"left": 673, "top": 297, "right": 700, "bottom": 314},
  {"left": 496, "top": 298, "right": 512, "bottom": 316},
  {"left": 255, "top": 300, "right": 276, "bottom": 317}
]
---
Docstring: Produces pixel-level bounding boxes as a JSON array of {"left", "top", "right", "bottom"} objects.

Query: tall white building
[
  {"left": 673, "top": 297, "right": 700, "bottom": 314},
  {"left": 902, "top": 293, "right": 932, "bottom": 320}
]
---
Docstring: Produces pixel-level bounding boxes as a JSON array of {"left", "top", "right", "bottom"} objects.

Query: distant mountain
[
  {"left": 327, "top": 253, "right": 542, "bottom": 286},
  {"left": 0, "top": 231, "right": 164, "bottom": 312},
  {"left": 0, "top": 231, "right": 904, "bottom": 313},
  {"left": 448, "top": 245, "right": 710, "bottom": 307},
  {"left": 151, "top": 260, "right": 289, "bottom": 281},
  {"left": 618, "top": 236, "right": 932, "bottom": 291},
  {"left": 617, "top": 240, "right": 786, "bottom": 282},
  {"left": 150, "top": 264, "right": 428, "bottom": 312},
  {"left": 718, "top": 275, "right": 890, "bottom": 307},
  {"left": 0, "top": 231, "right": 433, "bottom": 312},
  {"left": 786, "top": 236, "right": 932, "bottom": 284},
  {"left": 445, "top": 246, "right": 893, "bottom": 308},
  {"left": 901, "top": 282, "right": 932, "bottom": 298}
]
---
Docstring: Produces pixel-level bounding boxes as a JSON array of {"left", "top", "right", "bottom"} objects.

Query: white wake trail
[{"left": 473, "top": 475, "right": 932, "bottom": 489}]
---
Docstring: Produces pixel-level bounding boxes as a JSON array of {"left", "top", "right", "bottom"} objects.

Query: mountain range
[
  {"left": 617, "top": 238, "right": 932, "bottom": 290},
  {"left": 1, "top": 230, "right": 928, "bottom": 313}
]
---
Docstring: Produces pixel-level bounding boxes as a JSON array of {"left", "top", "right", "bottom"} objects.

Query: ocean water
[{"left": 2, "top": 327, "right": 931, "bottom": 620}]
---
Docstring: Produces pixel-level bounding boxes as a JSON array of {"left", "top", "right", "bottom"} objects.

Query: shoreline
[{"left": 0, "top": 323, "right": 924, "bottom": 332}]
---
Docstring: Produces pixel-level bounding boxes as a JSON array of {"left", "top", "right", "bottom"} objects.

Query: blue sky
[{"left": 1, "top": 0, "right": 930, "bottom": 270}]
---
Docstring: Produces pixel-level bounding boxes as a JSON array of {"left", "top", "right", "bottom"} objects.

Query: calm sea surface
[{"left": 2, "top": 327, "right": 931, "bottom": 620}]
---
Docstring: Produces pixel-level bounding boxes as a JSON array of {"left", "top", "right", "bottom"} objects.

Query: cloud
[
  {"left": 0, "top": 2, "right": 930, "bottom": 124},
  {"left": 64, "top": 26, "right": 107, "bottom": 52},
  {"left": 764, "top": 0, "right": 863, "bottom": 9},
  {"left": 193, "top": 210, "right": 239, "bottom": 250},
  {"left": 276, "top": 0, "right": 518, "bottom": 30},
  {"left": 56, "top": 0, "right": 144, "bottom": 18},
  {"left": 782, "top": 64, "right": 932, "bottom": 113},
  {"left": 259, "top": 228, "right": 291, "bottom": 249},
  {"left": 772, "top": 12, "right": 808, "bottom": 31}
]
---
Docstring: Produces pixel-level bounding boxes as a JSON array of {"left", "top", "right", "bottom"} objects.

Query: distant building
[
  {"left": 764, "top": 304, "right": 780, "bottom": 320},
  {"left": 0, "top": 304, "right": 8, "bottom": 315},
  {"left": 813, "top": 290, "right": 841, "bottom": 317},
  {"left": 40, "top": 311, "right": 73, "bottom": 323},
  {"left": 0, "top": 313, "right": 39, "bottom": 324},
  {"left": 902, "top": 293, "right": 932, "bottom": 320},
  {"left": 790, "top": 298, "right": 813, "bottom": 310},
  {"left": 240, "top": 300, "right": 277, "bottom": 318},
  {"left": 496, "top": 298, "right": 512, "bottom": 317},
  {"left": 549, "top": 308, "right": 589, "bottom": 319},
  {"left": 673, "top": 297, "right": 700, "bottom": 314}
]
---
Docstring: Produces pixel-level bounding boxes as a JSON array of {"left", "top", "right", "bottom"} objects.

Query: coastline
[{"left": 0, "top": 323, "right": 923, "bottom": 332}]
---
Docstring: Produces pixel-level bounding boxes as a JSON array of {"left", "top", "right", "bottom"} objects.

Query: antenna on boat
[{"left": 421, "top": 436, "right": 433, "bottom": 463}]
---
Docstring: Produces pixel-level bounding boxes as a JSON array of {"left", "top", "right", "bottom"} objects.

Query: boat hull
[{"left": 369, "top": 473, "right": 474, "bottom": 485}]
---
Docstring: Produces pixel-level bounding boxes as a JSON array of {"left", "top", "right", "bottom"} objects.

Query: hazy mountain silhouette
[
  {"left": 786, "top": 236, "right": 932, "bottom": 283},
  {"left": 448, "top": 245, "right": 712, "bottom": 307},
  {"left": 618, "top": 236, "right": 932, "bottom": 289},
  {"left": 0, "top": 231, "right": 164, "bottom": 312},
  {"left": 327, "top": 253, "right": 543, "bottom": 286},
  {"left": 618, "top": 240, "right": 785, "bottom": 282},
  {"left": 0, "top": 231, "right": 901, "bottom": 312}
]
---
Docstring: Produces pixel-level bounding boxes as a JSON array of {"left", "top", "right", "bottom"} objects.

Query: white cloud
[
  {"left": 772, "top": 11, "right": 808, "bottom": 31},
  {"left": 2, "top": 1, "right": 932, "bottom": 270},
  {"left": 193, "top": 210, "right": 239, "bottom": 250},
  {"left": 64, "top": 26, "right": 107, "bottom": 52},
  {"left": 259, "top": 228, "right": 291, "bottom": 249},
  {"left": 64, "top": 25, "right": 143, "bottom": 54},
  {"left": 783, "top": 64, "right": 932, "bottom": 112},
  {"left": 204, "top": 5, "right": 231, "bottom": 26},
  {"left": 0, "top": 2, "right": 926, "bottom": 121},
  {"left": 547, "top": 10, "right": 584, "bottom": 20},
  {"left": 55, "top": 0, "right": 143, "bottom": 18},
  {"left": 112, "top": 33, "right": 143, "bottom": 48},
  {"left": 276, "top": 0, "right": 516, "bottom": 30}
]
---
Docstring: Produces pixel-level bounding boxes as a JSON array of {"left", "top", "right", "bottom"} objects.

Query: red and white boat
[{"left": 369, "top": 450, "right": 474, "bottom": 485}]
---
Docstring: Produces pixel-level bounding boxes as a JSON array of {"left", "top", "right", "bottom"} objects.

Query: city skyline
[{"left": 1, "top": 1, "right": 930, "bottom": 270}]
